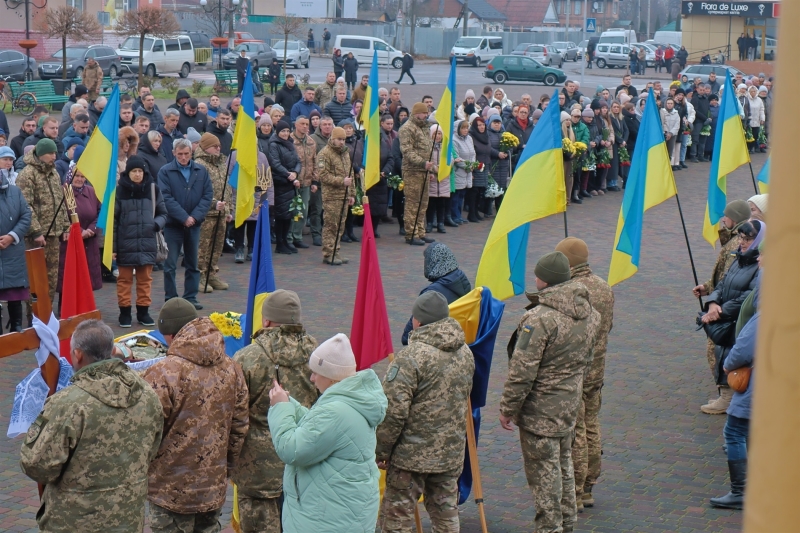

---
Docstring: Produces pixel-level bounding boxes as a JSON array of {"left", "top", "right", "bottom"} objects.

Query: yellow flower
[{"left": 398, "top": 182, "right": 405, "bottom": 191}]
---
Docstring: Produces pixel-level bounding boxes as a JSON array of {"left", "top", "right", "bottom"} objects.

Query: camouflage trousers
[
  {"left": 198, "top": 215, "right": 226, "bottom": 283},
  {"left": 379, "top": 465, "right": 460, "bottom": 533},
  {"left": 572, "top": 379, "right": 603, "bottom": 500},
  {"left": 520, "top": 429, "right": 576, "bottom": 533},
  {"left": 24, "top": 236, "right": 60, "bottom": 321},
  {"left": 237, "top": 494, "right": 281, "bottom": 533},
  {"left": 321, "top": 192, "right": 348, "bottom": 260},
  {"left": 149, "top": 503, "right": 222, "bottom": 533},
  {"left": 403, "top": 171, "right": 429, "bottom": 241}
]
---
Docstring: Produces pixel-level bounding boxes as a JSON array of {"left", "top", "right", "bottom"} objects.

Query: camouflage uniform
[
  {"left": 314, "top": 82, "right": 337, "bottom": 108},
  {"left": 398, "top": 116, "right": 433, "bottom": 242},
  {"left": 82, "top": 62, "right": 104, "bottom": 101},
  {"left": 568, "top": 264, "right": 615, "bottom": 503},
  {"left": 501, "top": 280, "right": 600, "bottom": 533},
  {"left": 376, "top": 317, "right": 475, "bottom": 532},
  {"left": 290, "top": 131, "right": 319, "bottom": 243},
  {"left": 702, "top": 226, "right": 740, "bottom": 376},
  {"left": 232, "top": 325, "right": 319, "bottom": 533},
  {"left": 194, "top": 147, "right": 232, "bottom": 290},
  {"left": 317, "top": 139, "right": 352, "bottom": 262},
  {"left": 20, "top": 358, "right": 163, "bottom": 532},
  {"left": 16, "top": 150, "right": 70, "bottom": 314}
]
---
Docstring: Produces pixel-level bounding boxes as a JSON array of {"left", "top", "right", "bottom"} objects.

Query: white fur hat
[{"left": 308, "top": 333, "right": 357, "bottom": 381}]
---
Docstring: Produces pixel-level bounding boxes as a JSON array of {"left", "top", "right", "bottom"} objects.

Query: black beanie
[{"left": 125, "top": 155, "right": 147, "bottom": 174}]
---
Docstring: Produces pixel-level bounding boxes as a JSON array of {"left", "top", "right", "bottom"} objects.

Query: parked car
[
  {"left": 186, "top": 31, "right": 212, "bottom": 50},
  {"left": 645, "top": 40, "right": 680, "bottom": 53},
  {"left": 679, "top": 64, "right": 745, "bottom": 83},
  {"left": 483, "top": 55, "right": 567, "bottom": 86},
  {"left": 450, "top": 36, "right": 503, "bottom": 67},
  {"left": 511, "top": 44, "right": 563, "bottom": 68},
  {"left": 38, "top": 45, "right": 121, "bottom": 80},
  {"left": 234, "top": 32, "right": 263, "bottom": 46},
  {"left": 117, "top": 35, "right": 195, "bottom": 78},
  {"left": 223, "top": 42, "right": 276, "bottom": 71},
  {"left": 577, "top": 39, "right": 588, "bottom": 59},
  {"left": 632, "top": 43, "right": 656, "bottom": 67},
  {"left": 551, "top": 41, "right": 580, "bottom": 61},
  {"left": 0, "top": 50, "right": 36, "bottom": 81},
  {"left": 272, "top": 40, "right": 310, "bottom": 69},
  {"left": 334, "top": 35, "right": 404, "bottom": 68},
  {"left": 756, "top": 37, "right": 777, "bottom": 60},
  {"left": 593, "top": 43, "right": 631, "bottom": 69}
]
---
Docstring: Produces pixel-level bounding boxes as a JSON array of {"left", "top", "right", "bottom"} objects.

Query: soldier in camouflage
[
  {"left": 555, "top": 238, "right": 615, "bottom": 511},
  {"left": 20, "top": 320, "right": 163, "bottom": 532},
  {"left": 500, "top": 252, "right": 600, "bottom": 533},
  {"left": 194, "top": 134, "right": 233, "bottom": 293},
  {"left": 398, "top": 102, "right": 436, "bottom": 245},
  {"left": 16, "top": 139, "right": 70, "bottom": 317},
  {"left": 692, "top": 199, "right": 751, "bottom": 415},
  {"left": 317, "top": 127, "right": 354, "bottom": 265},
  {"left": 377, "top": 291, "right": 474, "bottom": 533},
  {"left": 232, "top": 290, "right": 319, "bottom": 533}
]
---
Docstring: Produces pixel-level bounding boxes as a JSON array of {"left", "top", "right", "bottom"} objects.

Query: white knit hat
[
  {"left": 308, "top": 333, "right": 357, "bottom": 381},
  {"left": 748, "top": 193, "right": 768, "bottom": 215}
]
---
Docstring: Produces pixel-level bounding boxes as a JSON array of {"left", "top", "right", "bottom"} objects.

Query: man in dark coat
[
  {"left": 690, "top": 85, "right": 711, "bottom": 162},
  {"left": 274, "top": 75, "right": 302, "bottom": 112},
  {"left": 206, "top": 109, "right": 233, "bottom": 156},
  {"left": 168, "top": 89, "right": 191, "bottom": 111},
  {"left": 395, "top": 52, "right": 416, "bottom": 85},
  {"left": 158, "top": 109, "right": 182, "bottom": 164},
  {"left": 236, "top": 49, "right": 249, "bottom": 94},
  {"left": 157, "top": 138, "right": 214, "bottom": 309},
  {"left": 177, "top": 99, "right": 209, "bottom": 135},
  {"left": 323, "top": 87, "right": 351, "bottom": 126},
  {"left": 10, "top": 117, "right": 36, "bottom": 159}
]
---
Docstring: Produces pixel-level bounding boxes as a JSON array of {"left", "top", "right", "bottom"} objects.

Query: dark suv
[{"left": 38, "top": 45, "right": 122, "bottom": 80}]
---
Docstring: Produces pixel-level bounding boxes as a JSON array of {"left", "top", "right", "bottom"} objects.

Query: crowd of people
[{"left": 0, "top": 56, "right": 772, "bottom": 531}]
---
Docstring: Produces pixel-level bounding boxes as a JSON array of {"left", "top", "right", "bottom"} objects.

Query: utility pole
[
  {"left": 580, "top": 0, "right": 587, "bottom": 87},
  {"left": 463, "top": 0, "right": 469, "bottom": 36},
  {"left": 566, "top": 0, "right": 570, "bottom": 41},
  {"left": 647, "top": 0, "right": 651, "bottom": 40}
]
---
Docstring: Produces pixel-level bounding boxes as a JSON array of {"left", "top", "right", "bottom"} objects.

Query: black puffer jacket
[
  {"left": 323, "top": 99, "right": 352, "bottom": 126},
  {"left": 257, "top": 129, "right": 272, "bottom": 157},
  {"left": 275, "top": 82, "right": 302, "bottom": 112},
  {"left": 487, "top": 127, "right": 510, "bottom": 188},
  {"left": 113, "top": 172, "right": 167, "bottom": 267},
  {"left": 353, "top": 130, "right": 393, "bottom": 217},
  {"left": 268, "top": 136, "right": 301, "bottom": 220},
  {"left": 505, "top": 118, "right": 533, "bottom": 166},
  {"left": 470, "top": 122, "right": 494, "bottom": 188},
  {"left": 706, "top": 246, "right": 760, "bottom": 385},
  {"left": 137, "top": 134, "right": 168, "bottom": 178}
]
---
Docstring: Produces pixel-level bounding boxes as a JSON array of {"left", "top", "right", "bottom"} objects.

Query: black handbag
[{"left": 696, "top": 312, "right": 737, "bottom": 347}]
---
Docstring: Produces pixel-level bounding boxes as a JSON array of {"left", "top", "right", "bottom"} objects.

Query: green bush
[
  {"left": 160, "top": 77, "right": 180, "bottom": 94},
  {"left": 191, "top": 79, "right": 207, "bottom": 95}
]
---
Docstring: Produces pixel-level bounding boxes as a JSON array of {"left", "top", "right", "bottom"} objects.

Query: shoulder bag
[
  {"left": 151, "top": 184, "right": 169, "bottom": 264},
  {"left": 728, "top": 366, "right": 752, "bottom": 393}
]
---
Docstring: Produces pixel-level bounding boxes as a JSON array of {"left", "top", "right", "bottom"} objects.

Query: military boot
[
  {"left": 209, "top": 277, "right": 229, "bottom": 290},
  {"left": 200, "top": 276, "right": 214, "bottom": 293},
  {"left": 710, "top": 459, "right": 746, "bottom": 509},
  {"left": 582, "top": 485, "right": 595, "bottom": 507},
  {"left": 701, "top": 387, "right": 733, "bottom": 414},
  {"left": 323, "top": 256, "right": 343, "bottom": 266}
]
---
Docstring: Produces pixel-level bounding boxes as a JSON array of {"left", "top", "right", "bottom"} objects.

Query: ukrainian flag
[
  {"left": 230, "top": 63, "right": 259, "bottom": 227},
  {"left": 433, "top": 58, "right": 456, "bottom": 182},
  {"left": 757, "top": 157, "right": 769, "bottom": 193},
  {"left": 242, "top": 193, "right": 276, "bottom": 343},
  {"left": 608, "top": 91, "right": 677, "bottom": 286},
  {"left": 76, "top": 84, "right": 119, "bottom": 269},
  {"left": 362, "top": 52, "right": 381, "bottom": 191},
  {"left": 474, "top": 89, "right": 565, "bottom": 301},
  {"left": 702, "top": 71, "right": 750, "bottom": 246}
]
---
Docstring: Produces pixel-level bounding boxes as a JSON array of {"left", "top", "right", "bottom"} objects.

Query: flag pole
[
  {"left": 332, "top": 158, "right": 355, "bottom": 261},
  {"left": 465, "top": 398, "right": 489, "bottom": 533},
  {"left": 43, "top": 192, "right": 66, "bottom": 240},
  {"left": 747, "top": 161, "right": 760, "bottom": 194},
  {"left": 409, "top": 124, "right": 439, "bottom": 244},
  {"left": 674, "top": 192, "right": 703, "bottom": 310},
  {"left": 203, "top": 149, "right": 235, "bottom": 294},
  {"left": 563, "top": 211, "right": 569, "bottom": 238}
]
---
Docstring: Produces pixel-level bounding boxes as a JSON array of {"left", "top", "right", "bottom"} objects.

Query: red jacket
[{"left": 664, "top": 47, "right": 675, "bottom": 60}]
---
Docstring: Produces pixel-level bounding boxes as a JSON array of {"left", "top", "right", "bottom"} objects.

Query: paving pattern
[{"left": 0, "top": 149, "right": 765, "bottom": 532}]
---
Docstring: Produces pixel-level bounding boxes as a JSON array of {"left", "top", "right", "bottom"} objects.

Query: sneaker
[
  {"left": 246, "top": 250, "right": 253, "bottom": 261},
  {"left": 234, "top": 247, "right": 245, "bottom": 263}
]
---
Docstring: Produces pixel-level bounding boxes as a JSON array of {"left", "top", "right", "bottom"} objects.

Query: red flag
[
  {"left": 350, "top": 202, "right": 394, "bottom": 370},
  {"left": 59, "top": 221, "right": 97, "bottom": 362}
]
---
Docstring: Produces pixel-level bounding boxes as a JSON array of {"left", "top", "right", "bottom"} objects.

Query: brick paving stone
[{"left": 0, "top": 152, "right": 767, "bottom": 532}]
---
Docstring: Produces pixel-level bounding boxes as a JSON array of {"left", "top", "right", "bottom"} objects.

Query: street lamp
[
  {"left": 200, "top": 0, "right": 240, "bottom": 70},
  {"left": 4, "top": 0, "right": 47, "bottom": 81}
]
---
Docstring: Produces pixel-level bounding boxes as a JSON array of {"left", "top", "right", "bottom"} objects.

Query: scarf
[
  {"left": 516, "top": 117, "right": 529, "bottom": 130},
  {"left": 469, "top": 121, "right": 489, "bottom": 145},
  {"left": 463, "top": 102, "right": 476, "bottom": 116}
]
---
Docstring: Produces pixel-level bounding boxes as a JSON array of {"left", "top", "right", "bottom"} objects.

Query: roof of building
[
  {"left": 456, "top": 0, "right": 507, "bottom": 21},
  {"left": 484, "top": 0, "right": 552, "bottom": 27},
  {"left": 658, "top": 20, "right": 678, "bottom": 31}
]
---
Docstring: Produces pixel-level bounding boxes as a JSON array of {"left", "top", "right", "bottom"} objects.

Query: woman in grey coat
[
  {"left": 451, "top": 120, "right": 476, "bottom": 223},
  {"left": 0, "top": 146, "right": 31, "bottom": 332}
]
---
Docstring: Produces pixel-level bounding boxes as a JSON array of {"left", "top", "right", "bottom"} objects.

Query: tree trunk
[
  {"left": 283, "top": 31, "right": 289, "bottom": 75},
  {"left": 409, "top": 0, "right": 416, "bottom": 56},
  {"left": 62, "top": 36, "right": 68, "bottom": 80},
  {"left": 139, "top": 33, "right": 145, "bottom": 89}
]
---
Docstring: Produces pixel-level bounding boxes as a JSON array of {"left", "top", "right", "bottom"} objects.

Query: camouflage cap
[
  {"left": 412, "top": 291, "right": 449, "bottom": 326},
  {"left": 262, "top": 289, "right": 302, "bottom": 325},
  {"left": 158, "top": 298, "right": 198, "bottom": 336},
  {"left": 534, "top": 251, "right": 571, "bottom": 286}
]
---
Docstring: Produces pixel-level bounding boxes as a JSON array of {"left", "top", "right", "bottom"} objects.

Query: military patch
[
  {"left": 517, "top": 325, "right": 534, "bottom": 351},
  {"left": 25, "top": 415, "right": 47, "bottom": 444},
  {"left": 386, "top": 365, "right": 399, "bottom": 382}
]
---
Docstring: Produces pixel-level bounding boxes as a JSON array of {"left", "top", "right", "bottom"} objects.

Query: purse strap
[{"left": 151, "top": 183, "right": 156, "bottom": 218}]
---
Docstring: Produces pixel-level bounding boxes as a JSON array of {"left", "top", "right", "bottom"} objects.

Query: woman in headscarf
[
  {"left": 469, "top": 116, "right": 493, "bottom": 216},
  {"left": 487, "top": 114, "right": 510, "bottom": 211},
  {"left": 0, "top": 147, "right": 30, "bottom": 332},
  {"left": 400, "top": 243, "right": 471, "bottom": 345},
  {"left": 268, "top": 120, "right": 301, "bottom": 255},
  {"left": 137, "top": 130, "right": 167, "bottom": 179},
  {"left": 393, "top": 106, "right": 409, "bottom": 132},
  {"left": 425, "top": 125, "right": 449, "bottom": 234},
  {"left": 309, "top": 109, "right": 321, "bottom": 135}
]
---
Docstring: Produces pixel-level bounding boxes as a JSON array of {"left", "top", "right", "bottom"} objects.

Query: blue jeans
[
  {"left": 724, "top": 414, "right": 749, "bottom": 461},
  {"left": 163, "top": 224, "right": 201, "bottom": 303},
  {"left": 450, "top": 189, "right": 465, "bottom": 221},
  {"left": 680, "top": 132, "right": 690, "bottom": 162}
]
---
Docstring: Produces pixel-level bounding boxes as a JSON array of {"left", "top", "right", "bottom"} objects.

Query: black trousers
[
  {"left": 392, "top": 189, "right": 405, "bottom": 226},
  {"left": 397, "top": 68, "right": 416, "bottom": 83},
  {"left": 232, "top": 221, "right": 258, "bottom": 250},
  {"left": 426, "top": 197, "right": 446, "bottom": 225}
]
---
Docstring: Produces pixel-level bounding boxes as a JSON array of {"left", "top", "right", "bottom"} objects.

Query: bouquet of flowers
[
  {"left": 758, "top": 127, "right": 768, "bottom": 150},
  {"left": 464, "top": 161, "right": 485, "bottom": 172},
  {"left": 700, "top": 124, "right": 712, "bottom": 136},
  {"left": 562, "top": 138, "right": 577, "bottom": 159},
  {"left": 582, "top": 149, "right": 597, "bottom": 172},
  {"left": 387, "top": 174, "right": 404, "bottom": 190},
  {"left": 351, "top": 182, "right": 365, "bottom": 215},
  {"left": 209, "top": 312, "right": 243, "bottom": 340},
  {"left": 596, "top": 129, "right": 612, "bottom": 169},
  {"left": 619, "top": 146, "right": 631, "bottom": 167},
  {"left": 745, "top": 127, "right": 755, "bottom": 143},
  {"left": 682, "top": 121, "right": 692, "bottom": 136},
  {"left": 499, "top": 132, "right": 519, "bottom": 152},
  {"left": 573, "top": 141, "right": 588, "bottom": 157},
  {"left": 484, "top": 175, "right": 504, "bottom": 198},
  {"left": 290, "top": 194, "right": 305, "bottom": 222}
]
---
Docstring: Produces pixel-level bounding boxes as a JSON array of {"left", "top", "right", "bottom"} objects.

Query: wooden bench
[{"left": 8, "top": 81, "right": 68, "bottom": 111}]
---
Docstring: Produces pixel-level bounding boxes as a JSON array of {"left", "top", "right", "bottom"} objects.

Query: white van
[
  {"left": 450, "top": 36, "right": 503, "bottom": 67},
  {"left": 598, "top": 30, "right": 637, "bottom": 45},
  {"left": 653, "top": 30, "right": 682, "bottom": 47},
  {"left": 333, "top": 35, "right": 404, "bottom": 68},
  {"left": 117, "top": 34, "right": 195, "bottom": 78}
]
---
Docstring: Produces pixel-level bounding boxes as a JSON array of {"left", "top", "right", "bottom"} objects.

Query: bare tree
[
  {"left": 271, "top": 16, "right": 304, "bottom": 72},
  {"left": 39, "top": 6, "right": 103, "bottom": 80},
  {"left": 196, "top": 0, "right": 233, "bottom": 38},
  {"left": 115, "top": 8, "right": 180, "bottom": 88}
]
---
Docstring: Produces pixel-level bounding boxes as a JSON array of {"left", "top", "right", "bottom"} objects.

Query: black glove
[
  {"left": 704, "top": 118, "right": 712, "bottom": 126},
  {"left": 153, "top": 223, "right": 161, "bottom": 232}
]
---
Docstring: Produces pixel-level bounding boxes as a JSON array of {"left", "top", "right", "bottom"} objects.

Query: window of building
[
  {"left": 593, "top": 1, "right": 604, "bottom": 14},
  {"left": 612, "top": 1, "right": 617, "bottom": 14},
  {"left": 574, "top": 2, "right": 581, "bottom": 15},
  {"left": 67, "top": 0, "right": 84, "bottom": 9}
]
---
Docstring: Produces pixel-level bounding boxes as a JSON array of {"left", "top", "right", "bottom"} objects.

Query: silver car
[
  {"left": 679, "top": 64, "right": 745, "bottom": 84},
  {"left": 511, "top": 44, "right": 563, "bottom": 68},
  {"left": 272, "top": 40, "right": 311, "bottom": 69},
  {"left": 551, "top": 41, "right": 579, "bottom": 61},
  {"left": 223, "top": 42, "right": 276, "bottom": 71},
  {"left": 593, "top": 43, "right": 631, "bottom": 69}
]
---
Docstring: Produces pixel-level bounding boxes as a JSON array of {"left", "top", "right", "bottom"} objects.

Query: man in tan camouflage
[
  {"left": 377, "top": 291, "right": 474, "bottom": 532},
  {"left": 20, "top": 320, "right": 163, "bottom": 532},
  {"left": 399, "top": 102, "right": 436, "bottom": 245},
  {"left": 555, "top": 238, "right": 615, "bottom": 512},
  {"left": 195, "top": 133, "right": 233, "bottom": 293},
  {"left": 144, "top": 298, "right": 249, "bottom": 533},
  {"left": 314, "top": 72, "right": 338, "bottom": 108},
  {"left": 500, "top": 251, "right": 600, "bottom": 533},
  {"left": 692, "top": 199, "right": 751, "bottom": 415},
  {"left": 82, "top": 56, "right": 104, "bottom": 102},
  {"left": 16, "top": 138, "right": 70, "bottom": 318},
  {"left": 232, "top": 290, "right": 319, "bottom": 533},
  {"left": 317, "top": 126, "right": 354, "bottom": 265},
  {"left": 290, "top": 115, "right": 319, "bottom": 248}
]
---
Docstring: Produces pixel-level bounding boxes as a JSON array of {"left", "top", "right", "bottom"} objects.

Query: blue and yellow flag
[
  {"left": 243, "top": 194, "right": 276, "bottom": 344},
  {"left": 433, "top": 58, "right": 456, "bottom": 182},
  {"left": 608, "top": 91, "right": 677, "bottom": 286},
  {"left": 230, "top": 63, "right": 258, "bottom": 227},
  {"left": 362, "top": 51, "right": 381, "bottom": 191},
  {"left": 76, "top": 84, "right": 119, "bottom": 269},
  {"left": 474, "top": 90, "right": 565, "bottom": 300},
  {"left": 702, "top": 71, "right": 750, "bottom": 246},
  {"left": 756, "top": 157, "right": 769, "bottom": 193}
]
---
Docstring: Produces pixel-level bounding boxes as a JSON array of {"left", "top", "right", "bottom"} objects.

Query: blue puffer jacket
[
  {"left": 725, "top": 311, "right": 758, "bottom": 420},
  {"left": 269, "top": 370, "right": 387, "bottom": 533},
  {"left": 0, "top": 170, "right": 30, "bottom": 290}
]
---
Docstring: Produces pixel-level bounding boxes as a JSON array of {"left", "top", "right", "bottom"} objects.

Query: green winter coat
[{"left": 269, "top": 369, "right": 388, "bottom": 533}]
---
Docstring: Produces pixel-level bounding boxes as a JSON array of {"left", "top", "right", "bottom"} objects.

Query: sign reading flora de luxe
[{"left": 681, "top": 1, "right": 780, "bottom": 17}]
